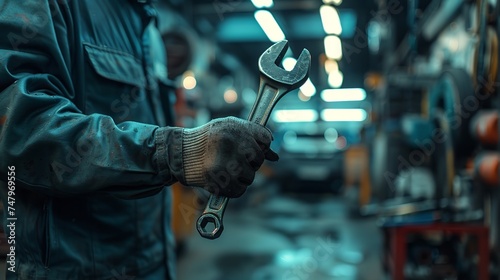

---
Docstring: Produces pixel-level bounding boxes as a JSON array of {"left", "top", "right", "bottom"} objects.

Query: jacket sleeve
[{"left": 0, "top": 1, "right": 183, "bottom": 198}]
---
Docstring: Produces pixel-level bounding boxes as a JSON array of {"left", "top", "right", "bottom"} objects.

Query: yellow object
[
  {"left": 344, "top": 145, "right": 371, "bottom": 206},
  {"left": 171, "top": 183, "right": 200, "bottom": 242}
]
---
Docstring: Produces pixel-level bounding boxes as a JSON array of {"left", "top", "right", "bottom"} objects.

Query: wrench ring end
[{"left": 196, "top": 213, "right": 224, "bottom": 239}]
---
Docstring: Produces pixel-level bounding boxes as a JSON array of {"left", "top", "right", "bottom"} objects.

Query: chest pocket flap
[{"left": 83, "top": 43, "right": 146, "bottom": 88}]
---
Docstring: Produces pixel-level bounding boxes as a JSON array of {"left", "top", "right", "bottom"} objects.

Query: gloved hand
[{"left": 180, "top": 116, "right": 278, "bottom": 198}]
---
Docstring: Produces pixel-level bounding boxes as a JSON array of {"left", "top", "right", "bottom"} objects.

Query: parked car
[{"left": 270, "top": 123, "right": 346, "bottom": 194}]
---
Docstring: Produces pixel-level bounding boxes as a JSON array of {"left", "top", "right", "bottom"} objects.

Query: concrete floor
[
  {"left": 177, "top": 191, "right": 385, "bottom": 280},
  {"left": 0, "top": 188, "right": 386, "bottom": 280}
]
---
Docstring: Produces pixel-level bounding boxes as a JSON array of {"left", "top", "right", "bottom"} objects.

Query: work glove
[{"left": 180, "top": 116, "right": 278, "bottom": 198}]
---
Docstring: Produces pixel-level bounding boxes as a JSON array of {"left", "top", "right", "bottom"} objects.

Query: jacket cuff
[
  {"left": 154, "top": 127, "right": 184, "bottom": 184},
  {"left": 182, "top": 125, "right": 209, "bottom": 186}
]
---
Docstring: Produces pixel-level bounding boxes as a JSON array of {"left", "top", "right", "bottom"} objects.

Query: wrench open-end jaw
[
  {"left": 249, "top": 40, "right": 311, "bottom": 125},
  {"left": 197, "top": 40, "right": 311, "bottom": 239},
  {"left": 259, "top": 40, "right": 310, "bottom": 88}
]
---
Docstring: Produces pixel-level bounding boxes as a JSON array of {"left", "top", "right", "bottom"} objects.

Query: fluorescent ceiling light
[
  {"left": 324, "top": 35, "right": 342, "bottom": 59},
  {"left": 320, "top": 5, "right": 342, "bottom": 35},
  {"left": 254, "top": 10, "right": 285, "bottom": 42},
  {"left": 321, "top": 109, "right": 367, "bottom": 122},
  {"left": 251, "top": 0, "right": 274, "bottom": 8},
  {"left": 323, "top": 0, "right": 343, "bottom": 4},
  {"left": 273, "top": 109, "right": 319, "bottom": 123},
  {"left": 282, "top": 57, "right": 297, "bottom": 71},
  {"left": 300, "top": 78, "right": 316, "bottom": 97},
  {"left": 298, "top": 91, "right": 311, "bottom": 101},
  {"left": 321, "top": 88, "right": 366, "bottom": 102},
  {"left": 324, "top": 59, "right": 338, "bottom": 74},
  {"left": 328, "top": 70, "right": 343, "bottom": 88}
]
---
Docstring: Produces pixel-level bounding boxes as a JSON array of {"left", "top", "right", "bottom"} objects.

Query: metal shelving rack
[
  {"left": 494, "top": 0, "right": 500, "bottom": 273},
  {"left": 380, "top": 0, "right": 500, "bottom": 278}
]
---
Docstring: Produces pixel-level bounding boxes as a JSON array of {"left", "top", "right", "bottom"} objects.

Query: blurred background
[
  {"left": 156, "top": 0, "right": 500, "bottom": 279},
  {"left": 0, "top": 0, "right": 496, "bottom": 279}
]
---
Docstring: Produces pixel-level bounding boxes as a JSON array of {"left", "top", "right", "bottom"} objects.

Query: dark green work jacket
[{"left": 0, "top": 0, "right": 182, "bottom": 279}]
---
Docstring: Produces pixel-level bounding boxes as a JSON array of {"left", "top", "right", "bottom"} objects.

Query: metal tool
[{"left": 196, "top": 40, "right": 311, "bottom": 239}]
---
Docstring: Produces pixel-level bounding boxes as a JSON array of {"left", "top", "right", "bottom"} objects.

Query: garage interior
[{"left": 2, "top": 0, "right": 500, "bottom": 279}]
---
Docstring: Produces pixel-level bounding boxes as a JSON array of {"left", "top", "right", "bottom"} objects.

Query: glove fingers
[
  {"left": 248, "top": 123, "right": 278, "bottom": 163},
  {"left": 248, "top": 122, "right": 273, "bottom": 148},
  {"left": 247, "top": 144, "right": 265, "bottom": 171},
  {"left": 181, "top": 117, "right": 277, "bottom": 199},
  {"left": 238, "top": 162, "right": 256, "bottom": 187},
  {"left": 217, "top": 173, "right": 251, "bottom": 198},
  {"left": 264, "top": 148, "right": 279, "bottom": 161}
]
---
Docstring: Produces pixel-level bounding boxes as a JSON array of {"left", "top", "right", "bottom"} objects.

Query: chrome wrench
[{"left": 196, "top": 40, "right": 311, "bottom": 239}]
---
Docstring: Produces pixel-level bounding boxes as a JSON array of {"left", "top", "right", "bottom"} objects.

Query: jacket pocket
[
  {"left": 83, "top": 43, "right": 146, "bottom": 88},
  {"left": 82, "top": 43, "right": 149, "bottom": 122}
]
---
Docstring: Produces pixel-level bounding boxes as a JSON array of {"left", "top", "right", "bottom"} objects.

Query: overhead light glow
[
  {"left": 251, "top": 0, "right": 274, "bottom": 8},
  {"left": 324, "top": 127, "right": 338, "bottom": 143},
  {"left": 336, "top": 135, "right": 347, "bottom": 149},
  {"left": 283, "top": 131, "right": 297, "bottom": 144},
  {"left": 324, "top": 35, "right": 342, "bottom": 59},
  {"left": 323, "top": 0, "right": 343, "bottom": 5},
  {"left": 321, "top": 109, "right": 367, "bottom": 122},
  {"left": 320, "top": 5, "right": 342, "bottom": 35},
  {"left": 321, "top": 88, "right": 366, "bottom": 102},
  {"left": 328, "top": 70, "right": 343, "bottom": 88},
  {"left": 324, "top": 59, "right": 338, "bottom": 74},
  {"left": 182, "top": 72, "right": 197, "bottom": 90},
  {"left": 282, "top": 57, "right": 297, "bottom": 71},
  {"left": 224, "top": 89, "right": 238, "bottom": 104},
  {"left": 254, "top": 10, "right": 285, "bottom": 42},
  {"left": 298, "top": 91, "right": 311, "bottom": 101},
  {"left": 300, "top": 78, "right": 316, "bottom": 97},
  {"left": 273, "top": 109, "right": 319, "bottom": 123}
]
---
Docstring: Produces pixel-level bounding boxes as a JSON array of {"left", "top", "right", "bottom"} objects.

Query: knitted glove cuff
[{"left": 182, "top": 125, "right": 210, "bottom": 186}]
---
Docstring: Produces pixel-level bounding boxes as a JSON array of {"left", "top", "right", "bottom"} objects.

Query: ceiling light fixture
[
  {"left": 273, "top": 109, "right": 319, "bottom": 123},
  {"left": 324, "top": 59, "right": 339, "bottom": 74},
  {"left": 298, "top": 91, "right": 311, "bottom": 101},
  {"left": 321, "top": 88, "right": 366, "bottom": 102},
  {"left": 323, "top": 0, "right": 343, "bottom": 5},
  {"left": 328, "top": 70, "right": 344, "bottom": 88},
  {"left": 321, "top": 109, "right": 367, "bottom": 122},
  {"left": 324, "top": 35, "right": 342, "bottom": 59},
  {"left": 300, "top": 79, "right": 316, "bottom": 97},
  {"left": 320, "top": 5, "right": 342, "bottom": 35},
  {"left": 251, "top": 0, "right": 274, "bottom": 8},
  {"left": 254, "top": 10, "right": 285, "bottom": 42}
]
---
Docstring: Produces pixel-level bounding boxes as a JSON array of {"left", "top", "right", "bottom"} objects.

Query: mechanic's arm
[
  {"left": 0, "top": 0, "right": 175, "bottom": 198},
  {"left": 0, "top": 1, "right": 276, "bottom": 199}
]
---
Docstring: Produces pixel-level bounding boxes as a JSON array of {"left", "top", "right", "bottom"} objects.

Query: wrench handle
[
  {"left": 196, "top": 81, "right": 283, "bottom": 239},
  {"left": 196, "top": 194, "right": 228, "bottom": 239},
  {"left": 247, "top": 82, "right": 282, "bottom": 125}
]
